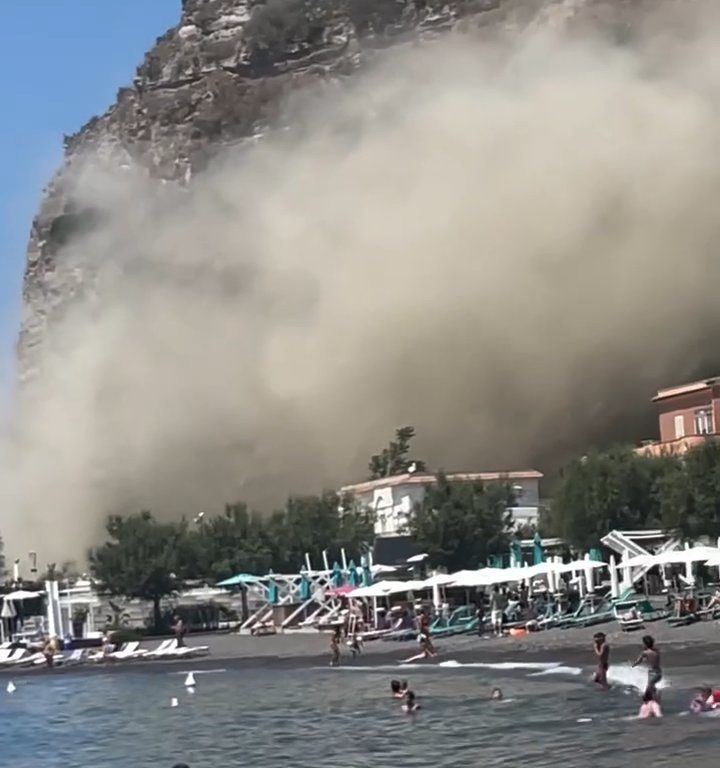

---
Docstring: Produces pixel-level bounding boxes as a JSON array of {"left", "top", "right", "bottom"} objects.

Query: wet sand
[{"left": 3, "top": 619, "right": 719, "bottom": 677}]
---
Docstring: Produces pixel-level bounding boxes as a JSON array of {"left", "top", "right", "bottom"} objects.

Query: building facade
[
  {"left": 637, "top": 376, "right": 720, "bottom": 457},
  {"left": 340, "top": 470, "right": 543, "bottom": 538}
]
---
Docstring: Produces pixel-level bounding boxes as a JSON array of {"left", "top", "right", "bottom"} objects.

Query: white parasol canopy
[
  {"left": 1, "top": 600, "right": 16, "bottom": 619},
  {"left": 4, "top": 590, "right": 43, "bottom": 601}
]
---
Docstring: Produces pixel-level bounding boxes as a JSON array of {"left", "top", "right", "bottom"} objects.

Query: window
[
  {"left": 674, "top": 414, "right": 685, "bottom": 439},
  {"left": 695, "top": 409, "right": 713, "bottom": 436}
]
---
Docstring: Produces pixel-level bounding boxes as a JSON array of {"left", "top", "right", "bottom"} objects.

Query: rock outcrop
[{"left": 18, "top": 0, "right": 689, "bottom": 379}]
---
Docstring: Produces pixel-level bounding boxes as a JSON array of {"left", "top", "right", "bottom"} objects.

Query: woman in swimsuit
[
  {"left": 592, "top": 632, "right": 610, "bottom": 690},
  {"left": 632, "top": 635, "right": 661, "bottom": 699}
]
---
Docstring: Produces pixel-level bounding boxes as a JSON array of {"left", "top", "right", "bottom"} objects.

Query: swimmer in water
[
  {"left": 490, "top": 687, "right": 503, "bottom": 701},
  {"left": 592, "top": 631, "right": 610, "bottom": 690},
  {"left": 329, "top": 627, "right": 341, "bottom": 667},
  {"left": 691, "top": 686, "right": 720, "bottom": 713},
  {"left": 638, "top": 689, "right": 662, "bottom": 719},
  {"left": 390, "top": 680, "right": 405, "bottom": 698},
  {"left": 632, "top": 634, "right": 661, "bottom": 700},
  {"left": 402, "top": 690, "right": 420, "bottom": 713}
]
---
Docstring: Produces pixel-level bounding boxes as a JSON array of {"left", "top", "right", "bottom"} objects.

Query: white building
[{"left": 340, "top": 470, "right": 543, "bottom": 538}]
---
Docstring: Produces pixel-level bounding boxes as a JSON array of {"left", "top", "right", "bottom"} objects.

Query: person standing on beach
[
  {"left": 330, "top": 627, "right": 341, "bottom": 666},
  {"left": 592, "top": 632, "right": 610, "bottom": 690},
  {"left": 172, "top": 615, "right": 186, "bottom": 648},
  {"left": 490, "top": 587, "right": 504, "bottom": 637},
  {"left": 632, "top": 635, "right": 662, "bottom": 700},
  {"left": 476, "top": 593, "right": 485, "bottom": 637}
]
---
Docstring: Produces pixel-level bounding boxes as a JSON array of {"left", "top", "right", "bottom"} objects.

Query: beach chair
[
  {"left": 142, "top": 639, "right": 175, "bottom": 658},
  {"left": 58, "top": 649, "right": 86, "bottom": 666},
  {"left": 107, "top": 641, "right": 146, "bottom": 661},
  {"left": 0, "top": 649, "right": 31, "bottom": 665}
]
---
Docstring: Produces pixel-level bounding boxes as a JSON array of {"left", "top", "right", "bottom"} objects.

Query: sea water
[{"left": 0, "top": 660, "right": 716, "bottom": 768}]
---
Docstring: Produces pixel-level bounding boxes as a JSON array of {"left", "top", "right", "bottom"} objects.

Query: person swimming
[
  {"left": 690, "top": 686, "right": 720, "bottom": 713},
  {"left": 490, "top": 687, "right": 503, "bottom": 701},
  {"left": 402, "top": 690, "right": 420, "bottom": 713},
  {"left": 632, "top": 635, "right": 661, "bottom": 699},
  {"left": 638, "top": 689, "right": 662, "bottom": 719},
  {"left": 592, "top": 632, "right": 610, "bottom": 690},
  {"left": 390, "top": 680, "right": 404, "bottom": 698}
]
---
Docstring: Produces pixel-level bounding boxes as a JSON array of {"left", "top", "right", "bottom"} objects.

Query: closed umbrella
[
  {"left": 347, "top": 560, "right": 359, "bottom": 588},
  {"left": 533, "top": 533, "right": 544, "bottom": 566},
  {"left": 360, "top": 556, "right": 373, "bottom": 588},
  {"left": 509, "top": 538, "right": 522, "bottom": 568},
  {"left": 1, "top": 599, "right": 16, "bottom": 644},
  {"left": 331, "top": 562, "right": 343, "bottom": 588},
  {"left": 609, "top": 554, "right": 620, "bottom": 599}
]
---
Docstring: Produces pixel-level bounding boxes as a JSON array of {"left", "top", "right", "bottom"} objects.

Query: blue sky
[{"left": 0, "top": 0, "right": 181, "bottom": 388}]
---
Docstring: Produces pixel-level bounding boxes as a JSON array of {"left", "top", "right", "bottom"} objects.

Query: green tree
[
  {"left": 406, "top": 473, "right": 514, "bottom": 571},
  {"left": 659, "top": 441, "right": 720, "bottom": 540},
  {"left": 88, "top": 511, "right": 187, "bottom": 631},
  {"left": 368, "top": 426, "right": 426, "bottom": 480},
  {"left": 546, "top": 446, "right": 670, "bottom": 549},
  {"left": 186, "top": 503, "right": 274, "bottom": 583},
  {"left": 268, "top": 492, "right": 375, "bottom": 571}
]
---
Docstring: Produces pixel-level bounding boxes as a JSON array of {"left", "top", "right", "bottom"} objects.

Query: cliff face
[
  {"left": 21, "top": 0, "right": 660, "bottom": 379},
  {"left": 20, "top": 0, "right": 506, "bottom": 379}
]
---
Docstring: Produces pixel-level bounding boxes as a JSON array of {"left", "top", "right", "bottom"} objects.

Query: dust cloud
[{"left": 6, "top": 2, "right": 720, "bottom": 562}]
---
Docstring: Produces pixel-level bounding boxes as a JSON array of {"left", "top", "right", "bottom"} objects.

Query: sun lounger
[
  {"left": 0, "top": 649, "right": 31, "bottom": 665},
  {"left": 142, "top": 639, "right": 175, "bottom": 658},
  {"left": 107, "top": 640, "right": 147, "bottom": 660}
]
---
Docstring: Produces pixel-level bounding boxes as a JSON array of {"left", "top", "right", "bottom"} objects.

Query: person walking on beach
[
  {"left": 172, "top": 615, "right": 186, "bottom": 648},
  {"left": 330, "top": 627, "right": 341, "bottom": 666},
  {"left": 632, "top": 634, "right": 662, "bottom": 700},
  {"left": 490, "top": 587, "right": 504, "bottom": 637},
  {"left": 592, "top": 632, "right": 610, "bottom": 690}
]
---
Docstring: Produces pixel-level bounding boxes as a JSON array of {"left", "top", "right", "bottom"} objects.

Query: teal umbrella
[
  {"left": 361, "top": 555, "right": 372, "bottom": 587},
  {"left": 347, "top": 560, "right": 359, "bottom": 587},
  {"left": 216, "top": 573, "right": 258, "bottom": 587},
  {"left": 510, "top": 538, "right": 522, "bottom": 568},
  {"left": 589, "top": 547, "right": 603, "bottom": 563},
  {"left": 267, "top": 581, "right": 279, "bottom": 604},
  {"left": 533, "top": 533, "right": 544, "bottom": 565},
  {"left": 331, "top": 561, "right": 343, "bottom": 588},
  {"left": 299, "top": 568, "right": 311, "bottom": 601}
]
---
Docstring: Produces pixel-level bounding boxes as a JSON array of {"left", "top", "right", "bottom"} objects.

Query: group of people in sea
[
  {"left": 591, "top": 631, "right": 720, "bottom": 718},
  {"left": 389, "top": 678, "right": 504, "bottom": 714}
]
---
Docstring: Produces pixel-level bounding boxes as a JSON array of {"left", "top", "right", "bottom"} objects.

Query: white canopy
[
  {"left": 553, "top": 559, "right": 607, "bottom": 574},
  {"left": 623, "top": 546, "right": 720, "bottom": 569},
  {"left": 347, "top": 579, "right": 428, "bottom": 598},
  {"left": 4, "top": 590, "right": 43, "bottom": 601}
]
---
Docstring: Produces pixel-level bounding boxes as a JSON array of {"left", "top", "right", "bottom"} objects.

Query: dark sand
[{"left": 2, "top": 619, "right": 718, "bottom": 677}]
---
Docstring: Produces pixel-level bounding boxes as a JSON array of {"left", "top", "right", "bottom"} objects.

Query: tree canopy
[
  {"left": 406, "top": 472, "right": 515, "bottom": 571},
  {"left": 546, "top": 442, "right": 720, "bottom": 549},
  {"left": 368, "top": 426, "right": 426, "bottom": 480}
]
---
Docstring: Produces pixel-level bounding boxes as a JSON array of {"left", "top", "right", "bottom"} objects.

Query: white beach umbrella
[
  {"left": 621, "top": 550, "right": 632, "bottom": 588},
  {"left": 4, "top": 590, "right": 43, "bottom": 601}
]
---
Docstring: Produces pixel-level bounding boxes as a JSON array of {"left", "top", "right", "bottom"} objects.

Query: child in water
[
  {"left": 390, "top": 680, "right": 408, "bottom": 698},
  {"left": 690, "top": 686, "right": 720, "bottom": 713},
  {"left": 632, "top": 635, "right": 662, "bottom": 700},
  {"left": 402, "top": 690, "right": 421, "bottom": 713},
  {"left": 638, "top": 689, "right": 662, "bottom": 719},
  {"left": 490, "top": 687, "right": 503, "bottom": 701},
  {"left": 592, "top": 632, "right": 610, "bottom": 690}
]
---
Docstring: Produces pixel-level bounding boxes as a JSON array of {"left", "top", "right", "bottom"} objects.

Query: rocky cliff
[{"left": 19, "top": 0, "right": 668, "bottom": 380}]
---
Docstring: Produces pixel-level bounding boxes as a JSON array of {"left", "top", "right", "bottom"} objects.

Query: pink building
[{"left": 637, "top": 376, "right": 720, "bottom": 457}]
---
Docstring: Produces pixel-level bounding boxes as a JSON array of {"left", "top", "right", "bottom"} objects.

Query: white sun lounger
[
  {"left": 0, "top": 649, "right": 31, "bottom": 666},
  {"left": 107, "top": 641, "right": 146, "bottom": 660},
  {"left": 144, "top": 638, "right": 209, "bottom": 659}
]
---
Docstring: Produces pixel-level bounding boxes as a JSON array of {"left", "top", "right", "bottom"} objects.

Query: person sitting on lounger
[{"left": 402, "top": 690, "right": 420, "bottom": 713}]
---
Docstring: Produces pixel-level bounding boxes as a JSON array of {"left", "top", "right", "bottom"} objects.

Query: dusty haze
[{"left": 6, "top": 4, "right": 720, "bottom": 562}]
